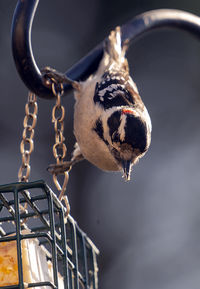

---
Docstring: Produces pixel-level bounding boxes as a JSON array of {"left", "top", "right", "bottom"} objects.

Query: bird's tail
[
  {"left": 105, "top": 26, "right": 128, "bottom": 62},
  {"left": 103, "top": 26, "right": 129, "bottom": 73}
]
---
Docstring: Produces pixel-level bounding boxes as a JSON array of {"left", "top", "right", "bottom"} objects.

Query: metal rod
[
  {"left": 11, "top": 1, "right": 200, "bottom": 99},
  {"left": 70, "top": 220, "right": 79, "bottom": 289},
  {"left": 11, "top": 0, "right": 52, "bottom": 98},
  {"left": 13, "top": 188, "right": 24, "bottom": 289},
  {"left": 81, "top": 233, "right": 89, "bottom": 288},
  {"left": 59, "top": 207, "right": 70, "bottom": 289},
  {"left": 120, "top": 9, "right": 200, "bottom": 44},
  {"left": 47, "top": 188, "right": 59, "bottom": 288}
]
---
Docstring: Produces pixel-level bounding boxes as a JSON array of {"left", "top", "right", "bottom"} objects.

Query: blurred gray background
[{"left": 1, "top": 0, "right": 200, "bottom": 289}]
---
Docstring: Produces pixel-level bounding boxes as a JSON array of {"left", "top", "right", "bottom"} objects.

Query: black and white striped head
[{"left": 94, "top": 107, "right": 151, "bottom": 180}]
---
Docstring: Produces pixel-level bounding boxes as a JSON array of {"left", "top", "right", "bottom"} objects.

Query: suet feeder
[{"left": 0, "top": 181, "right": 98, "bottom": 289}]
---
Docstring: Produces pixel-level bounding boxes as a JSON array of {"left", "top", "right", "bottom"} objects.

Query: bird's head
[{"left": 103, "top": 107, "right": 151, "bottom": 180}]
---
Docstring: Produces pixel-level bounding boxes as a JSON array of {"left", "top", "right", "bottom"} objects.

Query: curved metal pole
[
  {"left": 11, "top": 1, "right": 200, "bottom": 99},
  {"left": 11, "top": 0, "right": 52, "bottom": 98},
  {"left": 120, "top": 9, "right": 200, "bottom": 43}
]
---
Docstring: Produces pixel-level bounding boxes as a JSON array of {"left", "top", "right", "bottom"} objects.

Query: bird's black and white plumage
[{"left": 47, "top": 26, "right": 152, "bottom": 180}]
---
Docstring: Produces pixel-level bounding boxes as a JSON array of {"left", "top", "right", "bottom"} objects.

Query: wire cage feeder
[{"left": 0, "top": 180, "right": 99, "bottom": 289}]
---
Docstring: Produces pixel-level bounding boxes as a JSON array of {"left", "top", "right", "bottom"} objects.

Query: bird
[{"left": 44, "top": 26, "right": 152, "bottom": 181}]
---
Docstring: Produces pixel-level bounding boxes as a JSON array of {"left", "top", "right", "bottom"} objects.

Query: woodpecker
[{"left": 45, "top": 26, "right": 152, "bottom": 180}]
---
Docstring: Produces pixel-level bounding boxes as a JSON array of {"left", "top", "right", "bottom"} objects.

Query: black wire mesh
[{"left": 0, "top": 180, "right": 99, "bottom": 289}]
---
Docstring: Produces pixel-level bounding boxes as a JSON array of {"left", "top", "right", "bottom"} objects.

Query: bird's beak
[{"left": 122, "top": 160, "right": 132, "bottom": 181}]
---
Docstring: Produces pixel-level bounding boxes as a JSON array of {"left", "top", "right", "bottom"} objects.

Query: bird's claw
[
  {"left": 47, "top": 162, "right": 72, "bottom": 175},
  {"left": 41, "top": 66, "right": 80, "bottom": 90}
]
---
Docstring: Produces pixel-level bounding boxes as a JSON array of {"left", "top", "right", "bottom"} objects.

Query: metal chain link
[
  {"left": 18, "top": 92, "right": 38, "bottom": 182},
  {"left": 18, "top": 92, "right": 38, "bottom": 217},
  {"left": 51, "top": 79, "right": 70, "bottom": 217}
]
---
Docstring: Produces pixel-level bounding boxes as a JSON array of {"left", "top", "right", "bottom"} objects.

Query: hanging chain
[
  {"left": 50, "top": 79, "right": 70, "bottom": 217},
  {"left": 18, "top": 92, "right": 38, "bottom": 182},
  {"left": 17, "top": 82, "right": 70, "bottom": 217},
  {"left": 17, "top": 92, "right": 38, "bottom": 218}
]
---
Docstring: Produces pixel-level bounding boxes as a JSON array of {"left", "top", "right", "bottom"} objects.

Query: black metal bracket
[{"left": 11, "top": 0, "right": 200, "bottom": 99}]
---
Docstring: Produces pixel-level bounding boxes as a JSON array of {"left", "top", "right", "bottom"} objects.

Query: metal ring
[
  {"left": 54, "top": 121, "right": 65, "bottom": 134},
  {"left": 53, "top": 143, "right": 67, "bottom": 160},
  {"left": 52, "top": 82, "right": 64, "bottom": 99},
  {"left": 25, "top": 102, "right": 38, "bottom": 115},
  {"left": 18, "top": 163, "right": 31, "bottom": 181},
  {"left": 23, "top": 113, "right": 37, "bottom": 129},
  {"left": 52, "top": 106, "right": 65, "bottom": 122},
  {"left": 20, "top": 138, "right": 34, "bottom": 155},
  {"left": 22, "top": 126, "right": 35, "bottom": 140},
  {"left": 55, "top": 130, "right": 65, "bottom": 144},
  {"left": 12, "top": 1, "right": 200, "bottom": 99},
  {"left": 22, "top": 152, "right": 31, "bottom": 166}
]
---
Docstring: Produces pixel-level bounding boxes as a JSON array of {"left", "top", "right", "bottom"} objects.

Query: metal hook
[{"left": 11, "top": 1, "right": 200, "bottom": 99}]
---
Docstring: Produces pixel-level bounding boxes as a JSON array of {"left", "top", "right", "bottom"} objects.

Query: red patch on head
[{"left": 122, "top": 108, "right": 134, "bottom": 115}]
